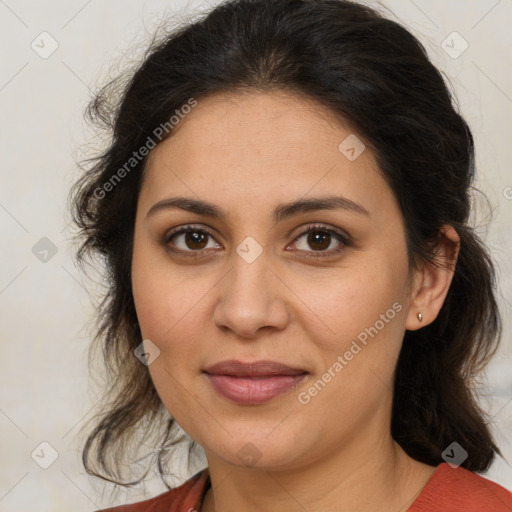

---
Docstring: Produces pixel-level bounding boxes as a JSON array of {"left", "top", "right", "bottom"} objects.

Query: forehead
[
  {"left": 140, "top": 90, "right": 396, "bottom": 222},
  {"left": 151, "top": 90, "right": 355, "bottom": 163}
]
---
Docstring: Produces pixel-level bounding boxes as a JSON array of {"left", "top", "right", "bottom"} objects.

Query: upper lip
[{"left": 203, "top": 360, "right": 308, "bottom": 377}]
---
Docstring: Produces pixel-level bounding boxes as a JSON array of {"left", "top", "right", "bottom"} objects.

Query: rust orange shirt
[{"left": 96, "top": 462, "right": 512, "bottom": 511}]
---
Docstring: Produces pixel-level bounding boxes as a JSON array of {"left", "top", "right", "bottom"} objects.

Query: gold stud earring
[{"left": 417, "top": 312, "right": 423, "bottom": 322}]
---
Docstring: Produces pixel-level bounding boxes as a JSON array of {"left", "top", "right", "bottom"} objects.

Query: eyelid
[
  {"left": 161, "top": 224, "right": 221, "bottom": 253},
  {"left": 286, "top": 223, "right": 352, "bottom": 257},
  {"left": 161, "top": 223, "right": 351, "bottom": 257}
]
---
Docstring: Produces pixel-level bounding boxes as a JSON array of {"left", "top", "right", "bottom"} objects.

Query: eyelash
[{"left": 161, "top": 223, "right": 352, "bottom": 259}]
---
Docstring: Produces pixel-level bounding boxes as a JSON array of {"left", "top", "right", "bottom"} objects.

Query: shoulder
[
  {"left": 409, "top": 462, "right": 512, "bottom": 512},
  {"left": 93, "top": 468, "right": 210, "bottom": 512}
]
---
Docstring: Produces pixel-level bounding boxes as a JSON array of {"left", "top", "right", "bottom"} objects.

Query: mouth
[
  {"left": 203, "top": 359, "right": 308, "bottom": 377},
  {"left": 202, "top": 360, "right": 309, "bottom": 404}
]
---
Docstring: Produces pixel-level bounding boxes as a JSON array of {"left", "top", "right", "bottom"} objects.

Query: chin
[{"left": 201, "top": 431, "right": 308, "bottom": 471}]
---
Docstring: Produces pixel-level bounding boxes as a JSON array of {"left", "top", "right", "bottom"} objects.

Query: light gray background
[{"left": 1, "top": 0, "right": 511, "bottom": 510}]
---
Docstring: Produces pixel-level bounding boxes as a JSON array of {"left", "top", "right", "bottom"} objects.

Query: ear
[{"left": 405, "top": 225, "right": 460, "bottom": 330}]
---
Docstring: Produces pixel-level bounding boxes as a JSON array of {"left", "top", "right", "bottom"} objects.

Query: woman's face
[{"left": 131, "top": 91, "right": 416, "bottom": 471}]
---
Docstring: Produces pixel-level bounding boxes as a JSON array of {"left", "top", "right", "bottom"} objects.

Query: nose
[{"left": 213, "top": 248, "right": 290, "bottom": 339}]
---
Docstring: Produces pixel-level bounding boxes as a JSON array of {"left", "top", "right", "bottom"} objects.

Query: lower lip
[{"left": 204, "top": 373, "right": 307, "bottom": 404}]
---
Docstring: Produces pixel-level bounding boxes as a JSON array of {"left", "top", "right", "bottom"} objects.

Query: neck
[{"left": 201, "top": 436, "right": 435, "bottom": 512}]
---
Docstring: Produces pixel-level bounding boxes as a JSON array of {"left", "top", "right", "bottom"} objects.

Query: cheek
[
  {"left": 131, "top": 242, "right": 163, "bottom": 336},
  {"left": 294, "top": 278, "right": 406, "bottom": 426},
  {"left": 289, "top": 257, "right": 409, "bottom": 414},
  {"left": 131, "top": 236, "right": 216, "bottom": 387},
  {"left": 131, "top": 246, "right": 207, "bottom": 420},
  {"left": 291, "top": 255, "right": 408, "bottom": 349},
  {"left": 131, "top": 232, "right": 196, "bottom": 339}
]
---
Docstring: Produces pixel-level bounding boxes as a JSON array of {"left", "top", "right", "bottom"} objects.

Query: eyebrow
[{"left": 145, "top": 195, "right": 370, "bottom": 223}]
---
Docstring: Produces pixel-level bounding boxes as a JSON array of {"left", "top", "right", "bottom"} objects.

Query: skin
[{"left": 131, "top": 90, "right": 460, "bottom": 512}]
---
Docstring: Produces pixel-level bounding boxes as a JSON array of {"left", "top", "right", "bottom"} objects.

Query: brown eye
[
  {"left": 162, "top": 223, "right": 351, "bottom": 259},
  {"left": 289, "top": 224, "right": 351, "bottom": 257},
  {"left": 306, "top": 230, "right": 331, "bottom": 251},
  {"left": 182, "top": 230, "right": 209, "bottom": 250},
  {"left": 162, "top": 226, "right": 221, "bottom": 255}
]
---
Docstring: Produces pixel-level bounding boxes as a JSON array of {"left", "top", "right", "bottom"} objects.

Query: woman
[{"left": 70, "top": 0, "right": 512, "bottom": 510}]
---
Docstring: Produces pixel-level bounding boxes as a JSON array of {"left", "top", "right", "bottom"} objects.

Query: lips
[
  {"left": 202, "top": 360, "right": 309, "bottom": 404},
  {"left": 203, "top": 359, "right": 308, "bottom": 377}
]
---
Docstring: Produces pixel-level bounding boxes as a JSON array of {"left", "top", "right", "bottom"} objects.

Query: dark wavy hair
[{"left": 69, "top": 0, "right": 503, "bottom": 489}]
